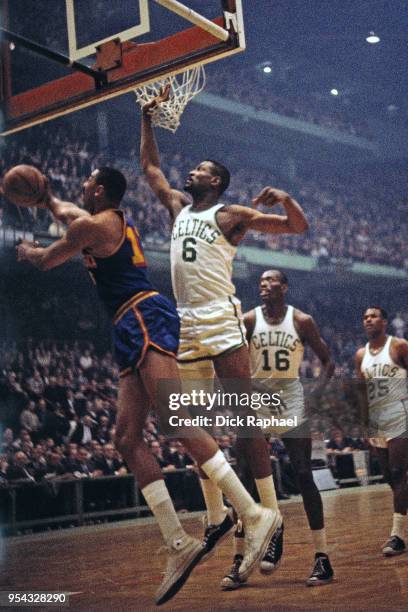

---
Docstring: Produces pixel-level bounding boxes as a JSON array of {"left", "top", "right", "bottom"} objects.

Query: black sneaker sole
[
  {"left": 221, "top": 577, "right": 245, "bottom": 591},
  {"left": 383, "top": 548, "right": 406, "bottom": 557},
  {"left": 156, "top": 546, "right": 207, "bottom": 606},
  {"left": 306, "top": 575, "right": 334, "bottom": 587}
]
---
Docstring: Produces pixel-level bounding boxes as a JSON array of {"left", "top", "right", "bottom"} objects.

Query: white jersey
[
  {"left": 250, "top": 305, "right": 305, "bottom": 429},
  {"left": 170, "top": 204, "right": 236, "bottom": 306},
  {"left": 361, "top": 335, "right": 408, "bottom": 439}
]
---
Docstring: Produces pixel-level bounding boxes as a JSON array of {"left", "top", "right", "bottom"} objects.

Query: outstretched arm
[
  {"left": 45, "top": 195, "right": 90, "bottom": 225},
  {"left": 39, "top": 178, "right": 89, "bottom": 226},
  {"left": 140, "top": 90, "right": 188, "bottom": 222},
  {"left": 16, "top": 216, "right": 95, "bottom": 271}
]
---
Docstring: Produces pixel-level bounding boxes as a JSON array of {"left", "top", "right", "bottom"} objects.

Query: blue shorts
[{"left": 113, "top": 291, "right": 180, "bottom": 377}]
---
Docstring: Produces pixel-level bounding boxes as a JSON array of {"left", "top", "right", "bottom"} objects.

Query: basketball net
[{"left": 134, "top": 65, "right": 206, "bottom": 132}]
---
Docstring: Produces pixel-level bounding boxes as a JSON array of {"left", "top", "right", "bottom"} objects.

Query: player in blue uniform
[{"left": 16, "top": 166, "right": 280, "bottom": 605}]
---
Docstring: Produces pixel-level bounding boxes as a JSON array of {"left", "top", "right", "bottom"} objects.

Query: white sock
[
  {"left": 200, "top": 478, "right": 227, "bottom": 525},
  {"left": 311, "top": 528, "right": 328, "bottom": 555},
  {"left": 391, "top": 513, "right": 406, "bottom": 540},
  {"left": 201, "top": 450, "right": 258, "bottom": 520},
  {"left": 255, "top": 475, "right": 279, "bottom": 511},
  {"left": 142, "top": 480, "right": 186, "bottom": 547}
]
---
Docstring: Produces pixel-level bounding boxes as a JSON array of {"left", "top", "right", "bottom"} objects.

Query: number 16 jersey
[{"left": 250, "top": 305, "right": 305, "bottom": 423}]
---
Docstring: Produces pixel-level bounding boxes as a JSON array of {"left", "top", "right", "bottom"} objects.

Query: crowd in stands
[
  {"left": 1, "top": 123, "right": 408, "bottom": 268},
  {"left": 0, "top": 328, "right": 401, "bottom": 495},
  {"left": 206, "top": 66, "right": 374, "bottom": 140}
]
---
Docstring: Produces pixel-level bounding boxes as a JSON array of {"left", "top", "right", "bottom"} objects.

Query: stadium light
[
  {"left": 263, "top": 65, "right": 272, "bottom": 74},
  {"left": 366, "top": 32, "right": 380, "bottom": 44},
  {"left": 330, "top": 88, "right": 339, "bottom": 96}
]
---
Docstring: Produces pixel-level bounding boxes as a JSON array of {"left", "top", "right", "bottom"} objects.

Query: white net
[{"left": 134, "top": 65, "right": 206, "bottom": 133}]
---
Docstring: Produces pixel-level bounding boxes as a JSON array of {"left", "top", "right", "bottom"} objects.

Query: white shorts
[
  {"left": 254, "top": 400, "right": 307, "bottom": 436},
  {"left": 370, "top": 398, "right": 408, "bottom": 441},
  {"left": 255, "top": 380, "right": 306, "bottom": 435},
  {"left": 177, "top": 296, "right": 247, "bottom": 362}
]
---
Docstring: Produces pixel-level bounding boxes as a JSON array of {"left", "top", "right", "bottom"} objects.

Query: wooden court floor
[{"left": 1, "top": 485, "right": 407, "bottom": 611}]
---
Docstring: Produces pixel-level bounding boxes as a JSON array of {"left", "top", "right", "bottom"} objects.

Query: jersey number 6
[{"left": 182, "top": 237, "right": 197, "bottom": 262}]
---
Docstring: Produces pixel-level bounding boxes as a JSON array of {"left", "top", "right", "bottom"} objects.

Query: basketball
[{"left": 2, "top": 164, "right": 47, "bottom": 207}]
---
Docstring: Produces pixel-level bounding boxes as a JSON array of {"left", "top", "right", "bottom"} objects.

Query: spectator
[
  {"left": 6, "top": 451, "right": 35, "bottom": 482},
  {"left": 19, "top": 400, "right": 41, "bottom": 434},
  {"left": 94, "top": 443, "right": 126, "bottom": 476},
  {"left": 70, "top": 414, "right": 95, "bottom": 445},
  {"left": 170, "top": 441, "right": 194, "bottom": 469},
  {"left": 150, "top": 440, "right": 175, "bottom": 471}
]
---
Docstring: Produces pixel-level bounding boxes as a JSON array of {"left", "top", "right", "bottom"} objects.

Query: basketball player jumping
[
  {"left": 141, "top": 95, "right": 308, "bottom": 582},
  {"left": 15, "top": 167, "right": 280, "bottom": 604},
  {"left": 221, "top": 269, "right": 334, "bottom": 588},
  {"left": 355, "top": 307, "right": 408, "bottom": 556}
]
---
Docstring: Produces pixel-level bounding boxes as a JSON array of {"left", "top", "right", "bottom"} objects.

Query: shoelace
[
  {"left": 229, "top": 555, "right": 243, "bottom": 576},
  {"left": 264, "top": 534, "right": 277, "bottom": 559},
  {"left": 311, "top": 557, "right": 326, "bottom": 577},
  {"left": 203, "top": 524, "right": 218, "bottom": 543}
]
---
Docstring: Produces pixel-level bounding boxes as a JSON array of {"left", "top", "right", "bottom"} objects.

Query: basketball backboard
[{"left": 0, "top": 0, "right": 245, "bottom": 135}]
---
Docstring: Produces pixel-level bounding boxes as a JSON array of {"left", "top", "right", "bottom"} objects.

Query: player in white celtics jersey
[
  {"left": 235, "top": 269, "right": 335, "bottom": 587},
  {"left": 141, "top": 92, "right": 308, "bottom": 582},
  {"left": 355, "top": 307, "right": 408, "bottom": 557}
]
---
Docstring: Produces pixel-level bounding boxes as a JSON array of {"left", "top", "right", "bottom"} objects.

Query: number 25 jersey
[{"left": 360, "top": 335, "right": 408, "bottom": 410}]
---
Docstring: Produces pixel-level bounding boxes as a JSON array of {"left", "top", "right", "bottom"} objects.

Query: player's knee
[
  {"left": 114, "top": 430, "right": 128, "bottom": 457},
  {"left": 296, "top": 467, "right": 315, "bottom": 490},
  {"left": 390, "top": 466, "right": 406, "bottom": 487},
  {"left": 115, "top": 429, "right": 141, "bottom": 458}
]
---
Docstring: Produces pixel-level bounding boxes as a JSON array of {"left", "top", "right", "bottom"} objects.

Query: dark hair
[
  {"left": 205, "top": 159, "right": 230, "bottom": 195},
  {"left": 264, "top": 269, "right": 288, "bottom": 284},
  {"left": 95, "top": 167, "right": 127, "bottom": 203},
  {"left": 277, "top": 270, "right": 288, "bottom": 285},
  {"left": 365, "top": 306, "right": 388, "bottom": 320}
]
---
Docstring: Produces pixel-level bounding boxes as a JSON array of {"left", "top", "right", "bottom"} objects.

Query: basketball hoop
[{"left": 134, "top": 65, "right": 206, "bottom": 132}]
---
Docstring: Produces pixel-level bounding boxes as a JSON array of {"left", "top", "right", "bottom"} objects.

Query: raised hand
[
  {"left": 142, "top": 84, "right": 171, "bottom": 116},
  {"left": 252, "top": 186, "right": 290, "bottom": 208}
]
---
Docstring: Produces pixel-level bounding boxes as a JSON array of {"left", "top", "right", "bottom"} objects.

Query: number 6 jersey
[{"left": 171, "top": 204, "right": 236, "bottom": 306}]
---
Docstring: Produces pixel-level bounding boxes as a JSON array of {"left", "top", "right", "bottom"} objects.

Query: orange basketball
[{"left": 2, "top": 164, "right": 47, "bottom": 207}]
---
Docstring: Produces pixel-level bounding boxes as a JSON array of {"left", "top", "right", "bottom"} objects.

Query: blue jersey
[{"left": 83, "top": 210, "right": 154, "bottom": 317}]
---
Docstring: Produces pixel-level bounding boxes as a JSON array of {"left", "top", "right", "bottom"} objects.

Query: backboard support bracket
[{"left": 1, "top": 1, "right": 245, "bottom": 135}]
